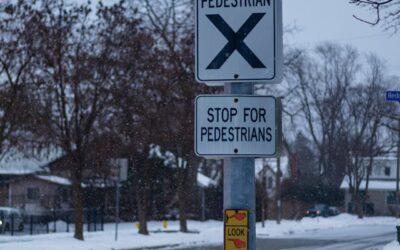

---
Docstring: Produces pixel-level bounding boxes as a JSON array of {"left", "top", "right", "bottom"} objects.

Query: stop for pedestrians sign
[
  {"left": 195, "top": 95, "right": 277, "bottom": 157},
  {"left": 195, "top": 0, "right": 283, "bottom": 85}
]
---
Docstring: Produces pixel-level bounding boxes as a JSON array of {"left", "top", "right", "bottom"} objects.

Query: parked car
[
  {"left": 306, "top": 204, "right": 331, "bottom": 217},
  {"left": 164, "top": 208, "right": 180, "bottom": 220},
  {"left": 328, "top": 206, "right": 340, "bottom": 216},
  {"left": 0, "top": 207, "right": 24, "bottom": 233}
]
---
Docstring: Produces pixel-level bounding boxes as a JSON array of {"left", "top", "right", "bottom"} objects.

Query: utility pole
[
  {"left": 397, "top": 118, "right": 400, "bottom": 218},
  {"left": 276, "top": 156, "right": 281, "bottom": 224},
  {"left": 224, "top": 82, "right": 256, "bottom": 250},
  {"left": 114, "top": 159, "right": 128, "bottom": 241},
  {"left": 200, "top": 186, "right": 206, "bottom": 221},
  {"left": 115, "top": 164, "right": 121, "bottom": 241},
  {"left": 261, "top": 159, "right": 267, "bottom": 228},
  {"left": 276, "top": 97, "right": 283, "bottom": 225}
]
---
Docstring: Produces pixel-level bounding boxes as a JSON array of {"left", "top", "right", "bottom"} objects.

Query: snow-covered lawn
[
  {"left": 257, "top": 213, "right": 399, "bottom": 238},
  {"left": 384, "top": 241, "right": 400, "bottom": 250},
  {"left": 0, "top": 214, "right": 399, "bottom": 250},
  {"left": 0, "top": 220, "right": 222, "bottom": 250}
]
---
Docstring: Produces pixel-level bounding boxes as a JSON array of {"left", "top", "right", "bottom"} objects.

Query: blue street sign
[{"left": 386, "top": 91, "right": 400, "bottom": 102}]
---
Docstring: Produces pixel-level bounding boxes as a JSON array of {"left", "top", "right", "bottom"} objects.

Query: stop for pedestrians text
[{"left": 200, "top": 107, "right": 273, "bottom": 142}]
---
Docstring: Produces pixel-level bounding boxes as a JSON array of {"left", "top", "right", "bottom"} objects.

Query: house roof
[
  {"left": 255, "top": 156, "right": 290, "bottom": 178},
  {"left": 340, "top": 176, "right": 399, "bottom": 191},
  {"left": 35, "top": 175, "right": 71, "bottom": 186},
  {"left": 197, "top": 172, "right": 218, "bottom": 188},
  {"left": 0, "top": 149, "right": 62, "bottom": 175}
]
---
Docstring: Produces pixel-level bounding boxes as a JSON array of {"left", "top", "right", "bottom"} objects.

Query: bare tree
[
  {"left": 342, "top": 65, "right": 391, "bottom": 218},
  {"left": 30, "top": 1, "right": 115, "bottom": 240},
  {"left": 286, "top": 43, "right": 360, "bottom": 187},
  {"left": 0, "top": 2, "right": 39, "bottom": 159},
  {"left": 350, "top": 0, "right": 400, "bottom": 31},
  {"left": 287, "top": 43, "right": 394, "bottom": 216},
  {"left": 103, "top": 2, "right": 165, "bottom": 235},
  {"left": 141, "top": 0, "right": 213, "bottom": 233}
]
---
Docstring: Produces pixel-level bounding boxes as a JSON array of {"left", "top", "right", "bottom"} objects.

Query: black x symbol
[{"left": 206, "top": 13, "right": 266, "bottom": 70}]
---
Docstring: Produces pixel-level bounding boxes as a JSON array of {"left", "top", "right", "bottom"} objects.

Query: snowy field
[
  {"left": 384, "top": 241, "right": 400, "bottom": 250},
  {"left": 0, "top": 214, "right": 399, "bottom": 250}
]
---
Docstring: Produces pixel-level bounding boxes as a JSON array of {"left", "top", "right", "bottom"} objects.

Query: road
[{"left": 170, "top": 225, "right": 396, "bottom": 250}]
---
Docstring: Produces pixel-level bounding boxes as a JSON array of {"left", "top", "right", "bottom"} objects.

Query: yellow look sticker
[
  {"left": 224, "top": 209, "right": 248, "bottom": 250},
  {"left": 225, "top": 209, "right": 248, "bottom": 226}
]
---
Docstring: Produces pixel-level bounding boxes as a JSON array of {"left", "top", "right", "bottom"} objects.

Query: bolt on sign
[
  {"left": 195, "top": 0, "right": 283, "bottom": 85},
  {"left": 195, "top": 95, "right": 277, "bottom": 157},
  {"left": 225, "top": 209, "right": 249, "bottom": 250}
]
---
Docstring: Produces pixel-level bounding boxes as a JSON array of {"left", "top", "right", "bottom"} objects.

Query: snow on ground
[
  {"left": 257, "top": 213, "right": 400, "bottom": 238},
  {"left": 0, "top": 220, "right": 222, "bottom": 250},
  {"left": 0, "top": 214, "right": 399, "bottom": 250},
  {"left": 384, "top": 241, "right": 400, "bottom": 250}
]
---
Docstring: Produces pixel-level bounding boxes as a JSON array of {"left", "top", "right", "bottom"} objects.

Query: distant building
[
  {"left": 255, "top": 156, "right": 290, "bottom": 198},
  {"left": 340, "top": 157, "right": 398, "bottom": 216},
  {"left": 0, "top": 149, "right": 120, "bottom": 214},
  {"left": 6, "top": 175, "right": 72, "bottom": 214}
]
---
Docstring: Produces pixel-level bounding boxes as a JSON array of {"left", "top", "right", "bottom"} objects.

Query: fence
[{"left": 0, "top": 208, "right": 104, "bottom": 236}]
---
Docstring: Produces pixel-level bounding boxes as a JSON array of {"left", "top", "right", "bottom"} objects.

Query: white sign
[
  {"left": 112, "top": 158, "right": 128, "bottom": 182},
  {"left": 195, "top": 95, "right": 276, "bottom": 156},
  {"left": 195, "top": 0, "right": 283, "bottom": 85}
]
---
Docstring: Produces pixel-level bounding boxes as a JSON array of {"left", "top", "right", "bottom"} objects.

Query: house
[
  {"left": 6, "top": 175, "right": 72, "bottom": 214},
  {"left": 0, "top": 149, "right": 69, "bottom": 213},
  {"left": 0, "top": 148, "right": 120, "bottom": 214},
  {"left": 255, "top": 156, "right": 290, "bottom": 198},
  {"left": 340, "top": 156, "right": 398, "bottom": 216}
]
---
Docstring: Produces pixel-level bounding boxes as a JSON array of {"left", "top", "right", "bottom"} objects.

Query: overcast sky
[{"left": 283, "top": 0, "right": 400, "bottom": 77}]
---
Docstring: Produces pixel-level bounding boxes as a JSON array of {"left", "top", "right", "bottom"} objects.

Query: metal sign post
[
  {"left": 224, "top": 83, "right": 255, "bottom": 250},
  {"left": 114, "top": 159, "right": 128, "bottom": 241},
  {"left": 115, "top": 168, "right": 121, "bottom": 242}
]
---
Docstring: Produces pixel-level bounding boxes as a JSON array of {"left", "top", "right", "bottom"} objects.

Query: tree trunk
[
  {"left": 353, "top": 193, "right": 363, "bottom": 219},
  {"left": 134, "top": 159, "right": 149, "bottom": 235},
  {"left": 361, "top": 157, "right": 374, "bottom": 219},
  {"left": 178, "top": 185, "right": 188, "bottom": 232},
  {"left": 178, "top": 169, "right": 188, "bottom": 233},
  {"left": 137, "top": 189, "right": 149, "bottom": 235},
  {"left": 72, "top": 166, "right": 84, "bottom": 240}
]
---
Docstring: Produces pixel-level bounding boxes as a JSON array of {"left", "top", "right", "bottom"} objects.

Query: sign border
[
  {"left": 224, "top": 209, "right": 249, "bottom": 250},
  {"left": 195, "top": 0, "right": 283, "bottom": 85},
  {"left": 194, "top": 95, "right": 278, "bottom": 157}
]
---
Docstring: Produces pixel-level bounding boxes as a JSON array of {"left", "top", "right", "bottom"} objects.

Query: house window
[
  {"left": 267, "top": 176, "right": 273, "bottom": 189},
  {"left": 27, "top": 188, "right": 39, "bottom": 200},
  {"left": 387, "top": 192, "right": 397, "bottom": 204},
  {"left": 373, "top": 166, "right": 381, "bottom": 176},
  {"left": 385, "top": 167, "right": 391, "bottom": 176},
  {"left": 62, "top": 188, "right": 69, "bottom": 202}
]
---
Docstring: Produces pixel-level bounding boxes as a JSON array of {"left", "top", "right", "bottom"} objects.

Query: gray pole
[
  {"left": 115, "top": 165, "right": 121, "bottom": 241},
  {"left": 397, "top": 118, "right": 400, "bottom": 218},
  {"left": 276, "top": 156, "right": 281, "bottom": 224},
  {"left": 276, "top": 98, "right": 283, "bottom": 224},
  {"left": 224, "top": 82, "right": 256, "bottom": 250},
  {"left": 201, "top": 187, "right": 206, "bottom": 221},
  {"left": 261, "top": 159, "right": 266, "bottom": 228}
]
